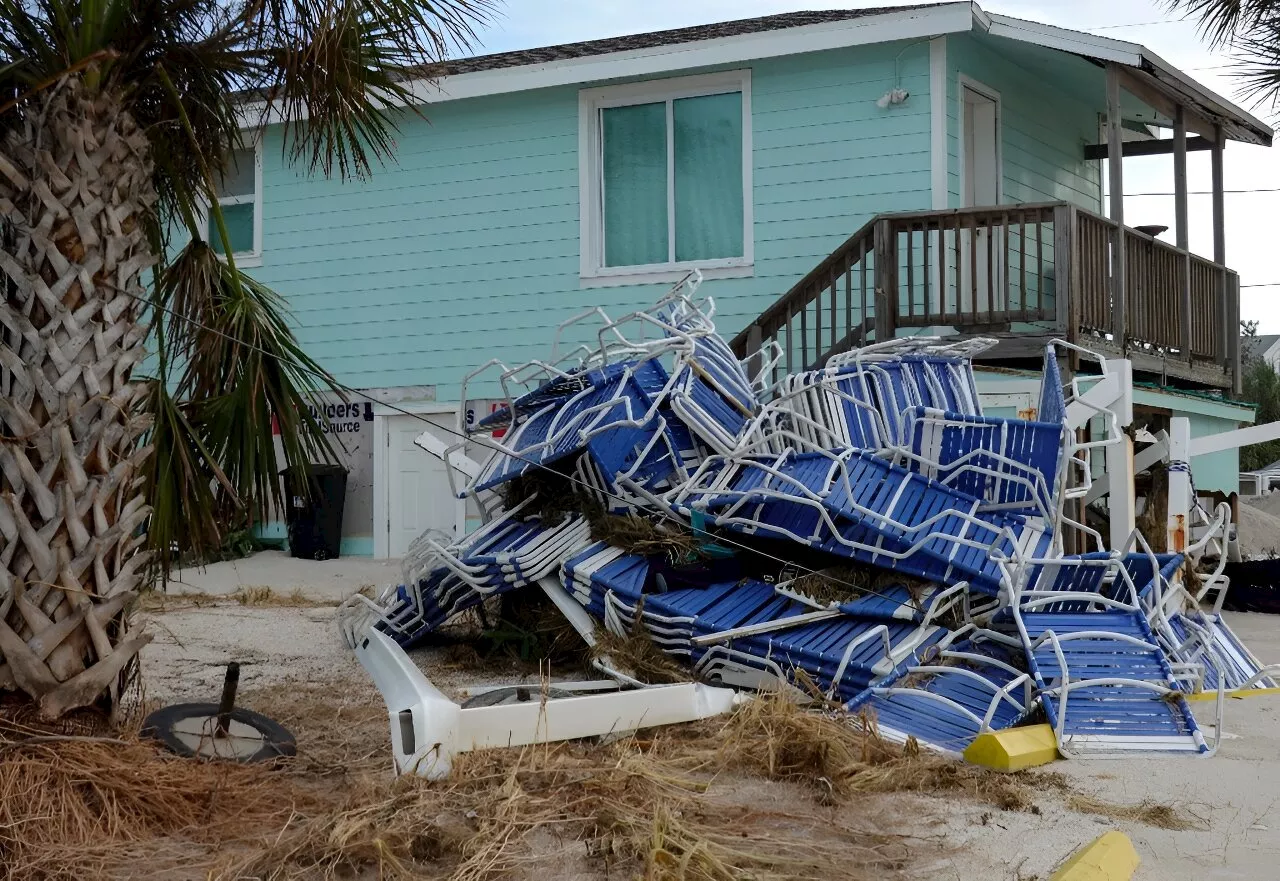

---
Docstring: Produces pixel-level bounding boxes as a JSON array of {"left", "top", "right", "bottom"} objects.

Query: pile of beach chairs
[{"left": 344, "top": 277, "right": 1276, "bottom": 760}]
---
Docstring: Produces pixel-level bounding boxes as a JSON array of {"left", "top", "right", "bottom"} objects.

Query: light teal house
[{"left": 228, "top": 3, "right": 1270, "bottom": 556}]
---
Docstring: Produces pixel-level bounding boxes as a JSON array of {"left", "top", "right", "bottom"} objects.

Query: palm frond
[
  {"left": 1167, "top": 0, "right": 1280, "bottom": 47},
  {"left": 1235, "top": 18, "right": 1280, "bottom": 109},
  {"left": 137, "top": 374, "right": 238, "bottom": 577},
  {"left": 156, "top": 239, "right": 343, "bottom": 525},
  {"left": 245, "top": 0, "right": 496, "bottom": 179}
]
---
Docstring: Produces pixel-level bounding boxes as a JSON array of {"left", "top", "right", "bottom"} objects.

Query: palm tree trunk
[{"left": 0, "top": 78, "right": 155, "bottom": 720}]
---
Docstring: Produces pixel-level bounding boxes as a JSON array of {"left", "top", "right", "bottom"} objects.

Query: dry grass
[
  {"left": 699, "top": 692, "right": 1064, "bottom": 811},
  {"left": 0, "top": 683, "right": 931, "bottom": 881},
  {"left": 591, "top": 627, "right": 690, "bottom": 685},
  {"left": 0, "top": 731, "right": 320, "bottom": 881},
  {"left": 588, "top": 511, "right": 700, "bottom": 561},
  {"left": 588, "top": 597, "right": 690, "bottom": 685},
  {"left": 0, "top": 676, "right": 1078, "bottom": 881},
  {"left": 1067, "top": 794, "right": 1202, "bottom": 830},
  {"left": 234, "top": 586, "right": 329, "bottom": 607},
  {"left": 783, "top": 566, "right": 930, "bottom": 610},
  {"left": 499, "top": 470, "right": 586, "bottom": 524},
  {"left": 136, "top": 586, "right": 337, "bottom": 612}
]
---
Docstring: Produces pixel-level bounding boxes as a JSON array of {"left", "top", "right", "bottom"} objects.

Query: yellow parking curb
[
  {"left": 963, "top": 723, "right": 1058, "bottom": 770},
  {"left": 1049, "top": 831, "right": 1140, "bottom": 881}
]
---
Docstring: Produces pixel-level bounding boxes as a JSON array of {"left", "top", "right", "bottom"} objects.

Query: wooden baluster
[
  {"left": 814, "top": 283, "right": 822, "bottom": 363},
  {"left": 1035, "top": 218, "right": 1044, "bottom": 326},
  {"left": 923, "top": 221, "right": 932, "bottom": 323},
  {"left": 1020, "top": 213, "right": 1027, "bottom": 322},
  {"left": 954, "top": 212, "right": 962, "bottom": 324},
  {"left": 1053, "top": 204, "right": 1073, "bottom": 335},
  {"left": 942, "top": 216, "right": 952, "bottom": 320},
  {"left": 829, "top": 267, "right": 838, "bottom": 353},
  {"left": 874, "top": 218, "right": 897, "bottom": 343},
  {"left": 845, "top": 266, "right": 853, "bottom": 348},
  {"left": 800, "top": 293, "right": 809, "bottom": 369},
  {"left": 983, "top": 213, "right": 992, "bottom": 321},
  {"left": 906, "top": 223, "right": 916, "bottom": 321},
  {"left": 1002, "top": 210, "right": 1012, "bottom": 320},
  {"left": 969, "top": 213, "right": 978, "bottom": 326}
]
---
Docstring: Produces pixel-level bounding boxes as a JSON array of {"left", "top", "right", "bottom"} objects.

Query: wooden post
[
  {"left": 1230, "top": 272, "right": 1242, "bottom": 395},
  {"left": 1053, "top": 203, "right": 1075, "bottom": 338},
  {"left": 1212, "top": 124, "right": 1229, "bottom": 371},
  {"left": 873, "top": 218, "right": 897, "bottom": 344},
  {"left": 1174, "top": 106, "right": 1192, "bottom": 365},
  {"left": 1106, "top": 64, "right": 1127, "bottom": 349}
]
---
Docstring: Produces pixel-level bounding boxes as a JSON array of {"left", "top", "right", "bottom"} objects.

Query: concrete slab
[{"left": 166, "top": 550, "right": 402, "bottom": 602}]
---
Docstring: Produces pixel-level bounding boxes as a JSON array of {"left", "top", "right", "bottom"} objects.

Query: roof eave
[
  {"left": 238, "top": 3, "right": 975, "bottom": 125},
  {"left": 985, "top": 12, "right": 1273, "bottom": 147}
]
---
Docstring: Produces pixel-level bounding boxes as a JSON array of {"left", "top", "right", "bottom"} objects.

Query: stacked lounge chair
[{"left": 340, "top": 273, "right": 1259, "bottom": 763}]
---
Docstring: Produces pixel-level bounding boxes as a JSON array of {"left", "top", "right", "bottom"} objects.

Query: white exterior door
[
  {"left": 961, "top": 80, "right": 1003, "bottom": 313},
  {"left": 962, "top": 84, "right": 1000, "bottom": 208},
  {"left": 384, "top": 413, "right": 459, "bottom": 558}
]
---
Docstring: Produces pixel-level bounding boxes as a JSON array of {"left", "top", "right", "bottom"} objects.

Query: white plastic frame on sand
[{"left": 353, "top": 628, "right": 743, "bottom": 780}]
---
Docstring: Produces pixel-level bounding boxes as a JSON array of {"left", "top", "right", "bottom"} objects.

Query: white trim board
[{"left": 929, "top": 37, "right": 948, "bottom": 210}]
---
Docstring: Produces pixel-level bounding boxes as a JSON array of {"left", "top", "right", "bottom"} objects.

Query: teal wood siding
[
  {"left": 249, "top": 41, "right": 933, "bottom": 398},
  {"left": 945, "top": 34, "right": 1102, "bottom": 211}
]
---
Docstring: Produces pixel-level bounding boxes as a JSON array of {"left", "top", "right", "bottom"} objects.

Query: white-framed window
[
  {"left": 207, "top": 139, "right": 263, "bottom": 268},
  {"left": 579, "top": 70, "right": 753, "bottom": 286}
]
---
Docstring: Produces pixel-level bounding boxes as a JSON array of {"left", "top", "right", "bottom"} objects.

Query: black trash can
[{"left": 281, "top": 464, "right": 348, "bottom": 561}]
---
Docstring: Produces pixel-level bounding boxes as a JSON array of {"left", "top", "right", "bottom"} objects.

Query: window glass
[
  {"left": 673, "top": 92, "right": 744, "bottom": 262},
  {"left": 217, "top": 148, "right": 256, "bottom": 199},
  {"left": 210, "top": 202, "right": 255, "bottom": 254},
  {"left": 602, "top": 102, "right": 669, "bottom": 268}
]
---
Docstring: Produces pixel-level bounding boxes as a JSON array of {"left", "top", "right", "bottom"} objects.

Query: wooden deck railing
[{"left": 732, "top": 201, "right": 1240, "bottom": 391}]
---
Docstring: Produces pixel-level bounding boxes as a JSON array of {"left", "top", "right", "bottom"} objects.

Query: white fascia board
[
  {"left": 238, "top": 3, "right": 973, "bottom": 125},
  {"left": 1139, "top": 46, "right": 1274, "bottom": 142},
  {"left": 412, "top": 5, "right": 974, "bottom": 104},
  {"left": 984, "top": 13, "right": 1143, "bottom": 66},
  {"left": 970, "top": 3, "right": 993, "bottom": 33}
]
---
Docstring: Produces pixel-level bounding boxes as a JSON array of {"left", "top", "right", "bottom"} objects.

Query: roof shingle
[{"left": 425, "top": 6, "right": 945, "bottom": 77}]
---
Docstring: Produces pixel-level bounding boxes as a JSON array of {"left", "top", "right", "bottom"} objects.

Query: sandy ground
[
  {"left": 1238, "top": 496, "right": 1280, "bottom": 558},
  {"left": 143, "top": 553, "right": 539, "bottom": 704},
  {"left": 139, "top": 552, "right": 1280, "bottom": 880},
  {"left": 166, "top": 550, "right": 403, "bottom": 602},
  {"left": 939, "top": 604, "right": 1280, "bottom": 880}
]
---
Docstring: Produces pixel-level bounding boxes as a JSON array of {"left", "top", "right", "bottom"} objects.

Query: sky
[{"left": 463, "top": 0, "right": 1280, "bottom": 333}]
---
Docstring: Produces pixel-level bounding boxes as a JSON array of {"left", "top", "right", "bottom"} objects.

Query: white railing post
[{"left": 1168, "top": 417, "right": 1192, "bottom": 554}]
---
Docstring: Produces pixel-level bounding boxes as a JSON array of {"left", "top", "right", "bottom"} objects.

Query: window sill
[
  {"left": 215, "top": 252, "right": 263, "bottom": 269},
  {"left": 580, "top": 263, "right": 753, "bottom": 289}
]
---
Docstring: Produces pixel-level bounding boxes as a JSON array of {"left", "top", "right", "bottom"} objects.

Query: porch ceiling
[{"left": 972, "top": 33, "right": 1164, "bottom": 128}]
